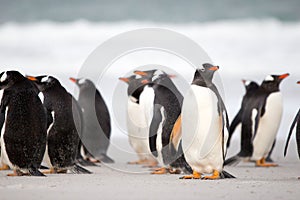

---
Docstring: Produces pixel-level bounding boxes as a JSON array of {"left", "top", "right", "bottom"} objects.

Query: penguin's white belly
[
  {"left": 182, "top": 85, "right": 225, "bottom": 173},
  {"left": 127, "top": 99, "right": 155, "bottom": 161},
  {"left": 139, "top": 86, "right": 155, "bottom": 126},
  {"left": 0, "top": 107, "right": 14, "bottom": 169},
  {"left": 252, "top": 92, "right": 283, "bottom": 160}
]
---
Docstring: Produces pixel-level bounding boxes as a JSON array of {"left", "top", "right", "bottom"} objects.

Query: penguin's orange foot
[
  {"left": 87, "top": 157, "right": 100, "bottom": 163},
  {"left": 180, "top": 171, "right": 201, "bottom": 179},
  {"left": 203, "top": 170, "right": 220, "bottom": 180},
  {"left": 151, "top": 167, "right": 167, "bottom": 174},
  {"left": 0, "top": 164, "right": 10, "bottom": 170},
  {"left": 256, "top": 158, "right": 278, "bottom": 167},
  {"left": 143, "top": 161, "right": 158, "bottom": 168},
  {"left": 7, "top": 169, "right": 27, "bottom": 176},
  {"left": 42, "top": 168, "right": 57, "bottom": 174},
  {"left": 128, "top": 159, "right": 147, "bottom": 165},
  {"left": 169, "top": 168, "right": 181, "bottom": 174}
]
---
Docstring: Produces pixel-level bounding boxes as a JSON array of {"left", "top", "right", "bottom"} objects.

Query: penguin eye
[
  {"left": 78, "top": 79, "right": 85, "bottom": 85},
  {"left": 0, "top": 72, "right": 7, "bottom": 82},
  {"left": 200, "top": 68, "right": 205, "bottom": 72}
]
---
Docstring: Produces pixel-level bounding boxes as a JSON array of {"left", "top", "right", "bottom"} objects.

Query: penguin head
[
  {"left": 261, "top": 73, "right": 289, "bottom": 92},
  {"left": 134, "top": 69, "right": 156, "bottom": 81},
  {"left": 192, "top": 63, "right": 219, "bottom": 86},
  {"left": 118, "top": 75, "right": 136, "bottom": 85},
  {"left": 26, "top": 75, "right": 60, "bottom": 91},
  {"left": 69, "top": 77, "right": 96, "bottom": 90},
  {"left": 119, "top": 75, "right": 149, "bottom": 97},
  {"left": 0, "top": 70, "right": 25, "bottom": 90},
  {"left": 242, "top": 79, "right": 259, "bottom": 92}
]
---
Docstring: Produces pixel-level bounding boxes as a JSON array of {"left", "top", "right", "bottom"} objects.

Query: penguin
[
  {"left": 180, "top": 64, "right": 234, "bottom": 179},
  {"left": 69, "top": 78, "right": 114, "bottom": 163},
  {"left": 0, "top": 71, "right": 47, "bottom": 176},
  {"left": 284, "top": 81, "right": 300, "bottom": 160},
  {"left": 27, "top": 75, "right": 91, "bottom": 174},
  {"left": 227, "top": 80, "right": 259, "bottom": 148},
  {"left": 119, "top": 75, "right": 157, "bottom": 166},
  {"left": 134, "top": 69, "right": 192, "bottom": 174},
  {"left": 225, "top": 73, "right": 289, "bottom": 167}
]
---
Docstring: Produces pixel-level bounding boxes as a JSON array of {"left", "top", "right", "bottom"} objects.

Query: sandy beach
[{"left": 0, "top": 139, "right": 299, "bottom": 200}]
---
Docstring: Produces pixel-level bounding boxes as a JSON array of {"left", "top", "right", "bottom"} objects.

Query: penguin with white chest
[
  {"left": 119, "top": 75, "right": 157, "bottom": 166},
  {"left": 135, "top": 69, "right": 192, "bottom": 174},
  {"left": 180, "top": 64, "right": 234, "bottom": 179},
  {"left": 225, "top": 73, "right": 289, "bottom": 167},
  {"left": 69, "top": 78, "right": 114, "bottom": 163},
  {"left": 0, "top": 71, "right": 47, "bottom": 176},
  {"left": 27, "top": 75, "right": 91, "bottom": 174}
]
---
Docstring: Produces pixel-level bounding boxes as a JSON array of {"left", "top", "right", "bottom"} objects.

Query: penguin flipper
[
  {"left": 227, "top": 110, "right": 242, "bottom": 147},
  {"left": 224, "top": 155, "right": 243, "bottom": 166},
  {"left": 29, "top": 168, "right": 46, "bottom": 176},
  {"left": 71, "top": 164, "right": 92, "bottom": 174},
  {"left": 220, "top": 170, "right": 236, "bottom": 179},
  {"left": 284, "top": 109, "right": 300, "bottom": 156}
]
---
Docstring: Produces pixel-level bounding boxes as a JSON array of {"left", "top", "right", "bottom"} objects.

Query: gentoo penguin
[
  {"left": 227, "top": 80, "right": 259, "bottom": 148},
  {"left": 225, "top": 73, "right": 289, "bottom": 167},
  {"left": 69, "top": 78, "right": 114, "bottom": 163},
  {"left": 119, "top": 75, "right": 157, "bottom": 166},
  {"left": 0, "top": 71, "right": 47, "bottom": 176},
  {"left": 135, "top": 69, "right": 192, "bottom": 174},
  {"left": 284, "top": 81, "right": 300, "bottom": 160},
  {"left": 180, "top": 64, "right": 234, "bottom": 179},
  {"left": 27, "top": 75, "right": 91, "bottom": 174}
]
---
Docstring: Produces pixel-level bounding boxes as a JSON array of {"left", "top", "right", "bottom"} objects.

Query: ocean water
[{"left": 0, "top": 1, "right": 300, "bottom": 151}]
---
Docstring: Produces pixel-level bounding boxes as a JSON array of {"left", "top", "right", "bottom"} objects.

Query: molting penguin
[
  {"left": 284, "top": 81, "right": 300, "bottom": 171},
  {"left": 180, "top": 64, "right": 234, "bottom": 179},
  {"left": 227, "top": 80, "right": 259, "bottom": 148},
  {"left": 225, "top": 73, "right": 289, "bottom": 167},
  {"left": 135, "top": 69, "right": 192, "bottom": 174},
  {"left": 0, "top": 71, "right": 47, "bottom": 176},
  {"left": 69, "top": 78, "right": 114, "bottom": 163},
  {"left": 119, "top": 75, "right": 157, "bottom": 166},
  {"left": 27, "top": 75, "right": 91, "bottom": 174}
]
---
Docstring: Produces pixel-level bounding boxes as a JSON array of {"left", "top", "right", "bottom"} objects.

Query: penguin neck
[
  {"left": 192, "top": 79, "right": 213, "bottom": 88},
  {"left": 260, "top": 84, "right": 280, "bottom": 94}
]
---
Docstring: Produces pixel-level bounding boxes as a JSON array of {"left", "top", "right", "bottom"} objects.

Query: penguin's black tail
[
  {"left": 220, "top": 170, "right": 236, "bottom": 179},
  {"left": 98, "top": 154, "right": 114, "bottom": 164},
  {"left": 29, "top": 168, "right": 46, "bottom": 177},
  {"left": 224, "top": 155, "right": 242, "bottom": 166},
  {"left": 71, "top": 164, "right": 92, "bottom": 174}
]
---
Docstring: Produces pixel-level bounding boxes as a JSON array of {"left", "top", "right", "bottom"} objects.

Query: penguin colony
[{"left": 0, "top": 64, "right": 299, "bottom": 179}]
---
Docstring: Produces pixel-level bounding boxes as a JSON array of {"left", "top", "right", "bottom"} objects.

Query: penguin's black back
[
  {"left": 1, "top": 78, "right": 47, "bottom": 170},
  {"left": 43, "top": 84, "right": 81, "bottom": 168}
]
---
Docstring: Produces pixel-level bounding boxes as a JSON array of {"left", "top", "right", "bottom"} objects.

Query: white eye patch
[
  {"left": 264, "top": 75, "right": 274, "bottom": 81},
  {"left": 41, "top": 76, "right": 49, "bottom": 83},
  {"left": 0, "top": 72, "right": 7, "bottom": 82},
  {"left": 245, "top": 80, "right": 251, "bottom": 86},
  {"left": 78, "top": 79, "right": 85, "bottom": 85}
]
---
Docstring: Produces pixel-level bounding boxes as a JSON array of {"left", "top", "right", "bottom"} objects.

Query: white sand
[{"left": 0, "top": 139, "right": 299, "bottom": 200}]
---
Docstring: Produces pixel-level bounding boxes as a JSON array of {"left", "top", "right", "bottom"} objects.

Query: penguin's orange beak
[
  {"left": 69, "top": 77, "right": 77, "bottom": 83},
  {"left": 26, "top": 76, "right": 37, "bottom": 81},
  {"left": 209, "top": 66, "right": 219, "bottom": 71},
  {"left": 119, "top": 77, "right": 129, "bottom": 83},
  {"left": 297, "top": 81, "right": 300, "bottom": 84},
  {"left": 279, "top": 73, "right": 289, "bottom": 80},
  {"left": 241, "top": 79, "right": 246, "bottom": 84},
  {"left": 134, "top": 70, "right": 147, "bottom": 76}
]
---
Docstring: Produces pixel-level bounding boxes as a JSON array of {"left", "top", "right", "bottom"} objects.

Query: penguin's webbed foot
[
  {"left": 179, "top": 171, "right": 201, "bottom": 179},
  {"left": 151, "top": 167, "right": 167, "bottom": 174},
  {"left": 7, "top": 169, "right": 28, "bottom": 176},
  {"left": 0, "top": 164, "right": 10, "bottom": 171},
  {"left": 256, "top": 158, "right": 278, "bottom": 167},
  {"left": 203, "top": 170, "right": 220, "bottom": 180}
]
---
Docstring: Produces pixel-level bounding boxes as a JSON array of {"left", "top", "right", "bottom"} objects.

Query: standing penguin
[
  {"left": 134, "top": 69, "right": 191, "bottom": 174},
  {"left": 0, "top": 71, "right": 47, "bottom": 176},
  {"left": 27, "top": 75, "right": 91, "bottom": 174},
  {"left": 180, "top": 64, "right": 234, "bottom": 179},
  {"left": 69, "top": 78, "right": 114, "bottom": 163},
  {"left": 227, "top": 80, "right": 259, "bottom": 148},
  {"left": 225, "top": 73, "right": 289, "bottom": 167},
  {"left": 119, "top": 75, "right": 157, "bottom": 166},
  {"left": 284, "top": 81, "right": 300, "bottom": 161}
]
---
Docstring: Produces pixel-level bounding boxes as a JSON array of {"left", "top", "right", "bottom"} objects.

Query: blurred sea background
[{"left": 0, "top": 0, "right": 300, "bottom": 158}]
